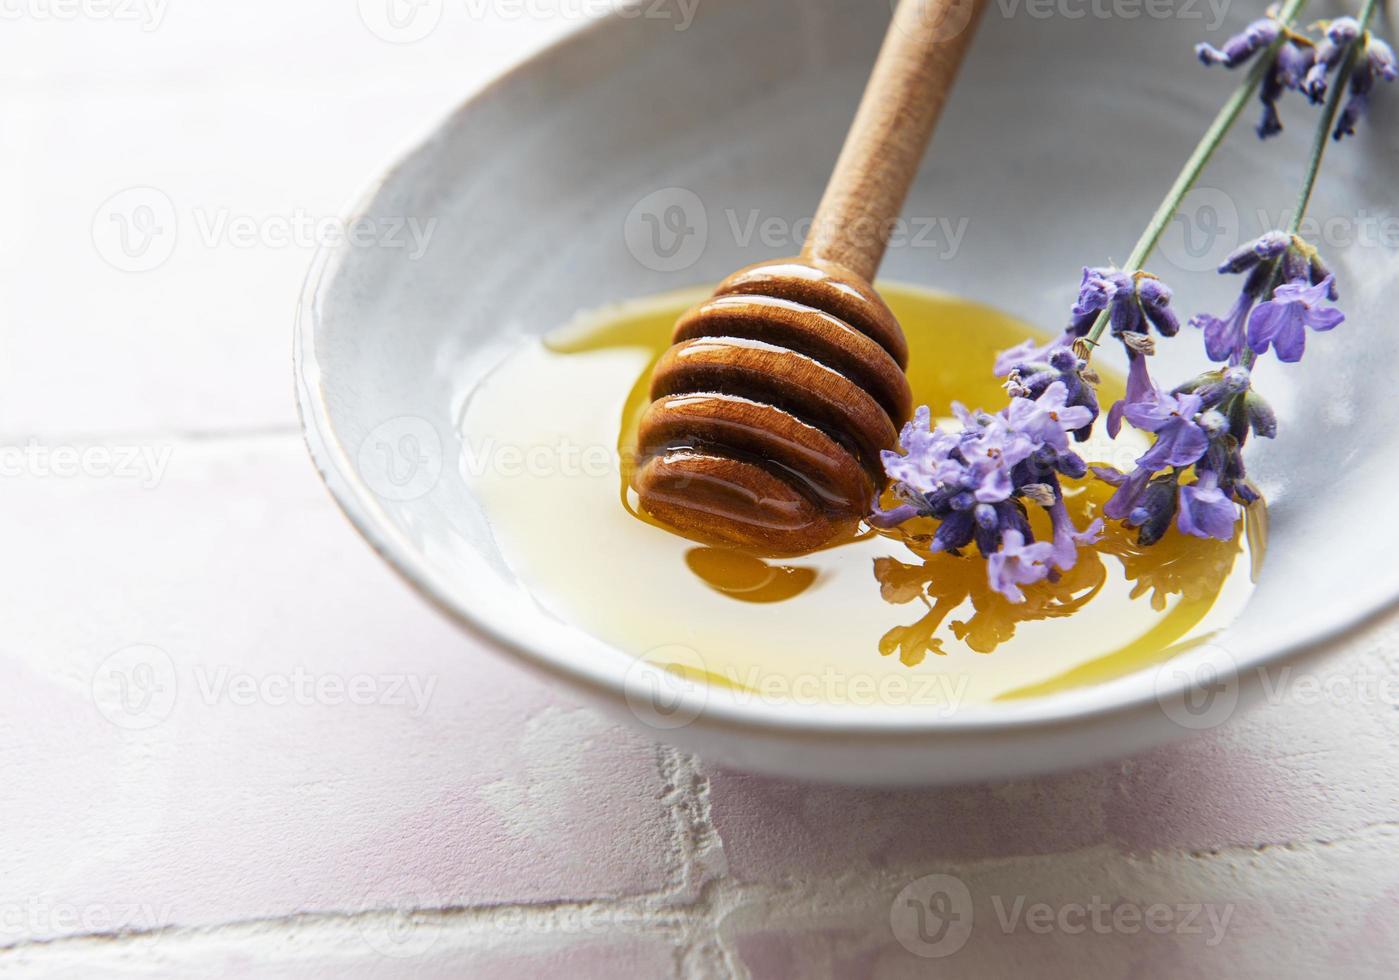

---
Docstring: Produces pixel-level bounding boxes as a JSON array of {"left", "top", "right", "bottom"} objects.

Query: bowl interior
[{"left": 297, "top": 0, "right": 1399, "bottom": 732}]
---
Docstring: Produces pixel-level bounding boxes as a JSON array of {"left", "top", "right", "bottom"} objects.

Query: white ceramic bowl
[{"left": 296, "top": 0, "right": 1399, "bottom": 784}]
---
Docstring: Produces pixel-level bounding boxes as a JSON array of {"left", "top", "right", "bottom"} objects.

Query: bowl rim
[{"left": 293, "top": 4, "right": 1399, "bottom": 742}]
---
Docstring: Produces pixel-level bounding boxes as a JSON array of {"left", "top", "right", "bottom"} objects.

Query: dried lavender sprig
[
  {"left": 1234, "top": 0, "right": 1376, "bottom": 369},
  {"left": 1080, "top": 0, "right": 1311, "bottom": 355},
  {"left": 1292, "top": 0, "right": 1378, "bottom": 224}
]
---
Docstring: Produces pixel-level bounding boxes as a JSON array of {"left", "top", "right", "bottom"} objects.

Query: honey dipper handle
[{"left": 801, "top": 0, "right": 986, "bottom": 282}]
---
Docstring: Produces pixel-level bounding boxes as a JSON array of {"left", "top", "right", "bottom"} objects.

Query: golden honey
[{"left": 460, "top": 285, "right": 1261, "bottom": 708}]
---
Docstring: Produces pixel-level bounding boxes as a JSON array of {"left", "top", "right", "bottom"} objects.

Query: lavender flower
[
  {"left": 1191, "top": 293, "right": 1255, "bottom": 362},
  {"left": 1190, "top": 232, "right": 1339, "bottom": 364},
  {"left": 1303, "top": 17, "right": 1363, "bottom": 103},
  {"left": 1334, "top": 34, "right": 1399, "bottom": 139},
  {"left": 996, "top": 345, "right": 1101, "bottom": 443},
  {"left": 874, "top": 383, "right": 1101, "bottom": 603},
  {"left": 1123, "top": 390, "right": 1210, "bottom": 470},
  {"left": 1106, "top": 349, "right": 1154, "bottom": 438},
  {"left": 1068, "top": 268, "right": 1180, "bottom": 344},
  {"left": 1195, "top": 17, "right": 1280, "bottom": 67},
  {"left": 1047, "top": 497, "right": 1104, "bottom": 571},
  {"left": 1197, "top": 15, "right": 1314, "bottom": 138},
  {"left": 1003, "top": 379, "right": 1094, "bottom": 453},
  {"left": 993, "top": 334, "right": 1070, "bottom": 376},
  {"left": 1177, "top": 471, "right": 1240, "bottom": 539},
  {"left": 1094, "top": 364, "right": 1272, "bottom": 545},
  {"left": 986, "top": 531, "right": 1055, "bottom": 604},
  {"left": 1247, "top": 275, "right": 1344, "bottom": 362},
  {"left": 879, "top": 406, "right": 959, "bottom": 495}
]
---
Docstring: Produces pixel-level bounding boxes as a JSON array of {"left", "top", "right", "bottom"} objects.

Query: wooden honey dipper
[{"left": 634, "top": 0, "right": 987, "bottom": 554}]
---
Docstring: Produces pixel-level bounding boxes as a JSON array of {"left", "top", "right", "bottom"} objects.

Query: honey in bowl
[{"left": 460, "top": 285, "right": 1262, "bottom": 709}]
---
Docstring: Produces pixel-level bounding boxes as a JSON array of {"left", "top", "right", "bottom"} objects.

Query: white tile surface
[{"left": 2, "top": 3, "right": 1398, "bottom": 978}]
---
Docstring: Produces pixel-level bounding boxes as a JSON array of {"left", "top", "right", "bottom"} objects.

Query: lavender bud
[
  {"left": 1334, "top": 82, "right": 1369, "bottom": 141},
  {"left": 1219, "top": 240, "right": 1263, "bottom": 274},
  {"left": 1091, "top": 464, "right": 1128, "bottom": 487},
  {"left": 1369, "top": 36, "right": 1398, "bottom": 82},
  {"left": 1055, "top": 451, "right": 1089, "bottom": 480},
  {"left": 1137, "top": 278, "right": 1180, "bottom": 337},
  {"left": 1197, "top": 19, "right": 1281, "bottom": 68},
  {"left": 932, "top": 511, "right": 975, "bottom": 554},
  {"left": 1327, "top": 17, "right": 1363, "bottom": 46},
  {"left": 1308, "top": 252, "right": 1338, "bottom": 298},
  {"left": 1257, "top": 99, "right": 1284, "bottom": 139},
  {"left": 1110, "top": 294, "right": 1144, "bottom": 336},
  {"left": 1281, "top": 248, "right": 1309, "bottom": 283},
  {"left": 1275, "top": 39, "right": 1314, "bottom": 89},
  {"left": 1144, "top": 302, "right": 1180, "bottom": 337},
  {"left": 1048, "top": 348, "right": 1082, "bottom": 374},
  {"left": 1244, "top": 391, "right": 1278, "bottom": 439},
  {"left": 1305, "top": 19, "right": 1362, "bottom": 104},
  {"left": 1255, "top": 231, "right": 1292, "bottom": 259},
  {"left": 1135, "top": 477, "right": 1181, "bottom": 546}
]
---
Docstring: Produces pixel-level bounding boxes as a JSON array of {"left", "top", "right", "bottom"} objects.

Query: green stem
[
  {"left": 1082, "top": 0, "right": 1310, "bottom": 352},
  {"left": 1289, "top": 0, "right": 1377, "bottom": 234}
]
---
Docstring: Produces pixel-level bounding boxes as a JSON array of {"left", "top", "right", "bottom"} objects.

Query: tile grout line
[
  {"left": 653, "top": 746, "right": 744, "bottom": 979},
  {"left": 5, "top": 820, "right": 1399, "bottom": 969}
]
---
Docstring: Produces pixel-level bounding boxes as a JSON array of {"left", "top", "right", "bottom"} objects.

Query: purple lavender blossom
[
  {"left": 1177, "top": 471, "right": 1240, "bottom": 540},
  {"left": 1136, "top": 278, "right": 1181, "bottom": 336},
  {"left": 1258, "top": 37, "right": 1315, "bottom": 138},
  {"left": 1068, "top": 269, "right": 1179, "bottom": 342},
  {"left": 1304, "top": 17, "right": 1363, "bottom": 103},
  {"left": 1106, "top": 351, "right": 1154, "bottom": 438},
  {"left": 1196, "top": 17, "right": 1314, "bottom": 138},
  {"left": 1189, "top": 294, "right": 1253, "bottom": 363},
  {"left": 986, "top": 530, "right": 1055, "bottom": 604},
  {"left": 1096, "top": 465, "right": 1180, "bottom": 545},
  {"left": 1334, "top": 34, "right": 1399, "bottom": 139},
  {"left": 874, "top": 382, "right": 1104, "bottom": 601},
  {"left": 1191, "top": 232, "right": 1340, "bottom": 364},
  {"left": 1195, "top": 18, "right": 1280, "bottom": 67},
  {"left": 880, "top": 406, "right": 959, "bottom": 495},
  {"left": 995, "top": 346, "right": 1101, "bottom": 443},
  {"left": 1219, "top": 230, "right": 1292, "bottom": 273},
  {"left": 1047, "top": 498, "right": 1103, "bottom": 571},
  {"left": 1002, "top": 381, "right": 1094, "bottom": 454},
  {"left": 1247, "top": 276, "right": 1344, "bottom": 362},
  {"left": 992, "top": 334, "right": 1069, "bottom": 376},
  {"left": 1123, "top": 390, "right": 1210, "bottom": 470}
]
